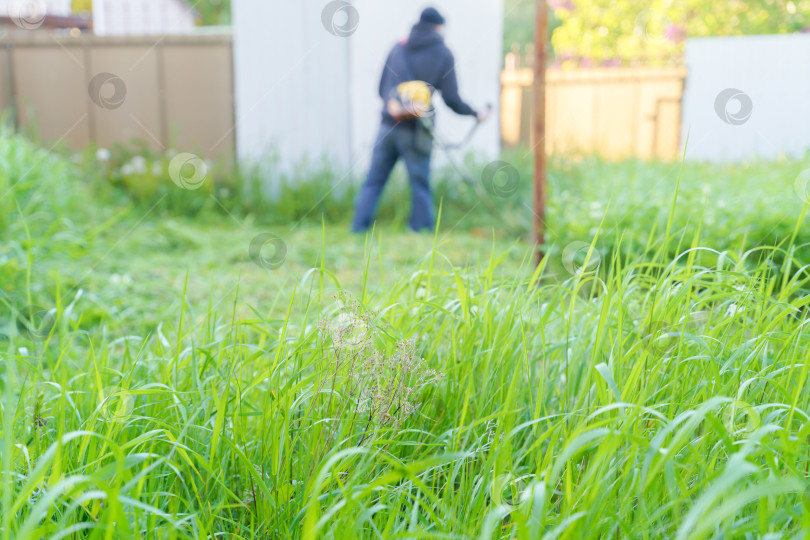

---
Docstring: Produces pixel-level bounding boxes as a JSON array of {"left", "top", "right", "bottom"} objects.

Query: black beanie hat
[{"left": 420, "top": 7, "right": 446, "bottom": 25}]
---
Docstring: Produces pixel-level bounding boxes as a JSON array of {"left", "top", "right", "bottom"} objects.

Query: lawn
[{"left": 2, "top": 128, "right": 810, "bottom": 538}]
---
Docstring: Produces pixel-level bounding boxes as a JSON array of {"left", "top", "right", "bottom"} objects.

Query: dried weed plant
[{"left": 311, "top": 292, "right": 443, "bottom": 463}]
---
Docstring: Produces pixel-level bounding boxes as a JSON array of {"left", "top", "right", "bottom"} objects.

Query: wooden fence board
[
  {"left": 502, "top": 65, "right": 687, "bottom": 160},
  {"left": 0, "top": 32, "right": 234, "bottom": 163}
]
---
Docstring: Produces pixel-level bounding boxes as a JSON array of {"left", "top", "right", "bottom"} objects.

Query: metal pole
[{"left": 534, "top": 0, "right": 548, "bottom": 266}]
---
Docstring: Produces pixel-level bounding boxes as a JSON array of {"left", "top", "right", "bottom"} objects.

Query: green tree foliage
[
  {"left": 550, "top": 0, "right": 810, "bottom": 64},
  {"left": 71, "top": 0, "right": 231, "bottom": 25},
  {"left": 503, "top": 0, "right": 562, "bottom": 59},
  {"left": 193, "top": 0, "right": 231, "bottom": 26}
]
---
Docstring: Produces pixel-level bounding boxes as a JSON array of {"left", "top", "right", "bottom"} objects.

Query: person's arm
[
  {"left": 437, "top": 51, "right": 478, "bottom": 117},
  {"left": 379, "top": 49, "right": 395, "bottom": 99}
]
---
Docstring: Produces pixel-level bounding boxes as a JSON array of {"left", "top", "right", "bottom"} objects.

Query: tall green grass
[
  {"left": 2, "top": 131, "right": 810, "bottom": 538},
  {"left": 72, "top": 139, "right": 810, "bottom": 258}
]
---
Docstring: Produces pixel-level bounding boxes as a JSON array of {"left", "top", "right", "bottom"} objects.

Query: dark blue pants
[{"left": 351, "top": 122, "right": 433, "bottom": 233}]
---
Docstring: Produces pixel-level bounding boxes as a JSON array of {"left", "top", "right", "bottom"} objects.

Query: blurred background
[
  {"left": 3, "top": 0, "right": 809, "bottom": 172},
  {"left": 2, "top": 0, "right": 810, "bottom": 250}
]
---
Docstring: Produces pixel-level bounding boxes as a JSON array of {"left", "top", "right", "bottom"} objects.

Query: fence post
[{"left": 534, "top": 1, "right": 547, "bottom": 265}]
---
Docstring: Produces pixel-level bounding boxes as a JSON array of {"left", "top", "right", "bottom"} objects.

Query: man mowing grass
[{"left": 351, "top": 7, "right": 491, "bottom": 233}]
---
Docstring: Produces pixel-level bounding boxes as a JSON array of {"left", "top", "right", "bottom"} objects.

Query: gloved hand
[{"left": 476, "top": 104, "right": 493, "bottom": 123}]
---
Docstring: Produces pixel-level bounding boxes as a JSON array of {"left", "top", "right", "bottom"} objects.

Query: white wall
[
  {"left": 682, "top": 34, "right": 810, "bottom": 162},
  {"left": 232, "top": 0, "right": 352, "bottom": 179},
  {"left": 232, "top": 0, "right": 503, "bottom": 185},
  {"left": 0, "top": 0, "right": 71, "bottom": 18},
  {"left": 93, "top": 0, "right": 196, "bottom": 36}
]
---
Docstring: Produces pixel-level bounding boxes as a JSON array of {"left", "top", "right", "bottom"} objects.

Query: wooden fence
[
  {"left": 501, "top": 54, "right": 687, "bottom": 161},
  {"left": 0, "top": 31, "right": 234, "bottom": 163},
  {"left": 1, "top": 31, "right": 686, "bottom": 165}
]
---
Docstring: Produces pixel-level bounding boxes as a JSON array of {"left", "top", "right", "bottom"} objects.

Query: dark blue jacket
[{"left": 379, "top": 21, "right": 478, "bottom": 125}]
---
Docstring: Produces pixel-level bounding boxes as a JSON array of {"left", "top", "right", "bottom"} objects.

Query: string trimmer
[{"left": 419, "top": 105, "right": 518, "bottom": 233}]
